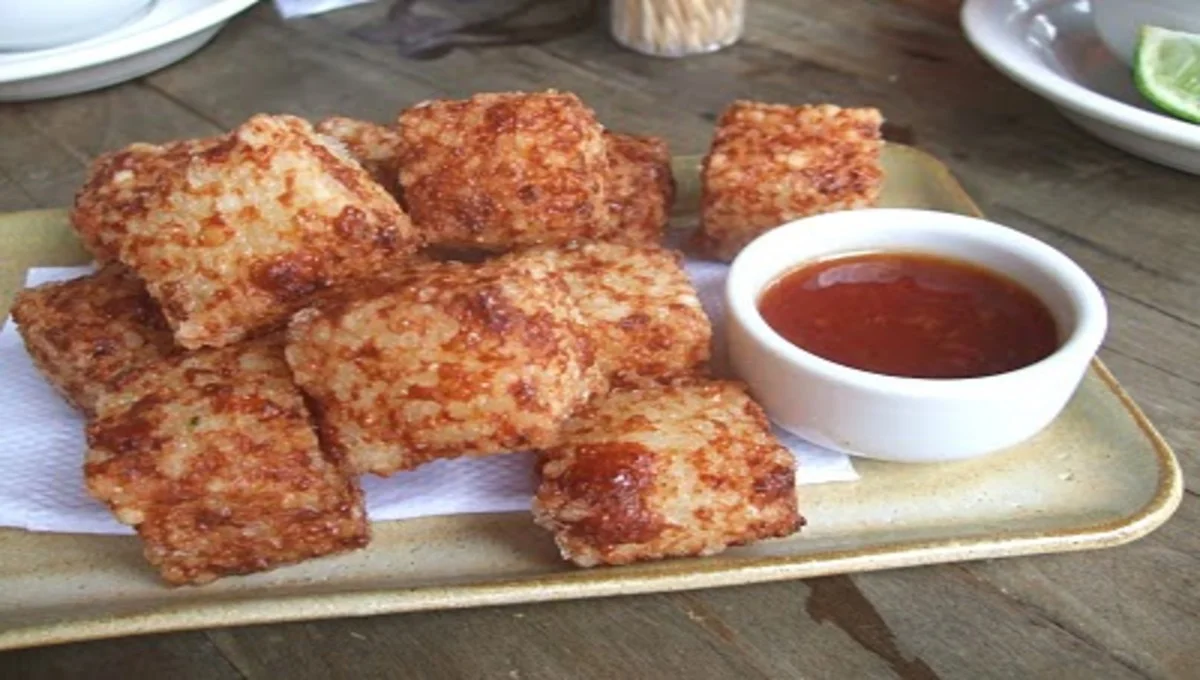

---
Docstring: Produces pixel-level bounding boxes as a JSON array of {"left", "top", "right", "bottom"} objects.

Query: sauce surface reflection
[{"left": 757, "top": 252, "right": 1059, "bottom": 379}]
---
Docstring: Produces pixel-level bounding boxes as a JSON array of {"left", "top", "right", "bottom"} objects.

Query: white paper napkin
[{"left": 0, "top": 262, "right": 858, "bottom": 535}]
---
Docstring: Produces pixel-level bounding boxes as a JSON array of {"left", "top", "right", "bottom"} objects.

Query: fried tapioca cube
[
  {"left": 603, "top": 132, "right": 675, "bottom": 246},
  {"left": 698, "top": 101, "right": 883, "bottom": 261},
  {"left": 285, "top": 257, "right": 600, "bottom": 476},
  {"left": 315, "top": 116, "right": 404, "bottom": 198},
  {"left": 533, "top": 380, "right": 803, "bottom": 567},
  {"left": 504, "top": 242, "right": 710, "bottom": 388},
  {"left": 84, "top": 340, "right": 368, "bottom": 586},
  {"left": 71, "top": 114, "right": 420, "bottom": 350},
  {"left": 395, "top": 90, "right": 609, "bottom": 251},
  {"left": 10, "top": 264, "right": 178, "bottom": 414}
]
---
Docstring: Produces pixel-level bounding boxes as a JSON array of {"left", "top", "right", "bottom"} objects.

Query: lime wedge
[{"left": 1135, "top": 26, "right": 1200, "bottom": 124}]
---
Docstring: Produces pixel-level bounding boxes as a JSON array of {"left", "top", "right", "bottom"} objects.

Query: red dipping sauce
[{"left": 758, "top": 252, "right": 1059, "bottom": 379}]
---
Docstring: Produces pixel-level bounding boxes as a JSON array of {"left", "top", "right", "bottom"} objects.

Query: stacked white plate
[
  {"left": 962, "top": 0, "right": 1200, "bottom": 175},
  {"left": 0, "top": 0, "right": 260, "bottom": 102}
]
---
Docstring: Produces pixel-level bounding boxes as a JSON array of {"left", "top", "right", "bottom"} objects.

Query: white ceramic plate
[
  {"left": 0, "top": 0, "right": 260, "bottom": 102},
  {"left": 962, "top": 0, "right": 1200, "bottom": 174}
]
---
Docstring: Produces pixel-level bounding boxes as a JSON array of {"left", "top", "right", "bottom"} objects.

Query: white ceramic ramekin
[
  {"left": 725, "top": 209, "right": 1108, "bottom": 463},
  {"left": 1092, "top": 0, "right": 1200, "bottom": 66}
]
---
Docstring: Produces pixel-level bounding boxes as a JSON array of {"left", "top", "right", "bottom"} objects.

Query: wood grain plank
[
  {"left": 671, "top": 581, "right": 918, "bottom": 680},
  {"left": 846, "top": 567, "right": 1150, "bottom": 680},
  {"left": 143, "top": 8, "right": 442, "bottom": 127},
  {"left": 968, "top": 494, "right": 1200, "bottom": 679},
  {"left": 1, "top": 630, "right": 244, "bottom": 680},
  {"left": 203, "top": 593, "right": 774, "bottom": 680},
  {"left": 683, "top": 565, "right": 1167, "bottom": 680}
]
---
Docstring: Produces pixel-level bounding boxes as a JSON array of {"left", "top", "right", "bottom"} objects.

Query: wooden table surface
[{"left": 1, "top": 1, "right": 1197, "bottom": 677}]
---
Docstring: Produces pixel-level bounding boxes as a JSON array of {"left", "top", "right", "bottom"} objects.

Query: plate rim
[{"left": 961, "top": 0, "right": 1200, "bottom": 151}]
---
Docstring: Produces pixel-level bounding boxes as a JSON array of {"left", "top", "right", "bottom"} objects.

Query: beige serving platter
[{"left": 0, "top": 145, "right": 1183, "bottom": 651}]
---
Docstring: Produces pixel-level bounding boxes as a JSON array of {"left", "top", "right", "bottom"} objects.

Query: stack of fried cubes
[{"left": 13, "top": 91, "right": 882, "bottom": 585}]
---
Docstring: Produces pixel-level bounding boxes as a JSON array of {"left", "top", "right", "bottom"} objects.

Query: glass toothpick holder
[{"left": 610, "top": 0, "right": 747, "bottom": 58}]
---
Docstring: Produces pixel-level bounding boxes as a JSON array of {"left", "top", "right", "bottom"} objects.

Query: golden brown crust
[
  {"left": 315, "top": 116, "right": 404, "bottom": 198},
  {"left": 533, "top": 380, "right": 803, "bottom": 567},
  {"left": 285, "top": 257, "right": 601, "bottom": 476},
  {"left": 70, "top": 114, "right": 420, "bottom": 350},
  {"left": 84, "top": 339, "right": 368, "bottom": 586},
  {"left": 699, "top": 102, "right": 883, "bottom": 261},
  {"left": 395, "top": 91, "right": 609, "bottom": 251},
  {"left": 603, "top": 132, "right": 675, "bottom": 246},
  {"left": 503, "top": 242, "right": 710, "bottom": 388},
  {"left": 11, "top": 264, "right": 178, "bottom": 414}
]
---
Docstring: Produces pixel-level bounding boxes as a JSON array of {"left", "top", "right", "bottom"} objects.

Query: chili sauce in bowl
[
  {"left": 724, "top": 208, "right": 1108, "bottom": 462},
  {"left": 757, "top": 252, "right": 1059, "bottom": 380}
]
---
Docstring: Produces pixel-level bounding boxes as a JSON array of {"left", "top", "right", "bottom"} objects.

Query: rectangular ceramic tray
[{"left": 0, "top": 145, "right": 1182, "bottom": 651}]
